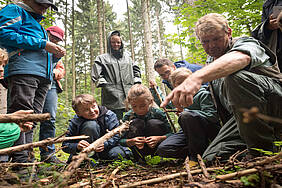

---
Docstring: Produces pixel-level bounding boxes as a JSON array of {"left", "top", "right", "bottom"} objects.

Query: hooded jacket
[
  {"left": 91, "top": 30, "right": 141, "bottom": 110},
  {"left": 0, "top": 3, "right": 53, "bottom": 81},
  {"left": 62, "top": 106, "right": 121, "bottom": 155}
]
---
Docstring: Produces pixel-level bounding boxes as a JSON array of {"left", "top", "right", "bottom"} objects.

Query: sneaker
[{"left": 41, "top": 155, "right": 65, "bottom": 164}]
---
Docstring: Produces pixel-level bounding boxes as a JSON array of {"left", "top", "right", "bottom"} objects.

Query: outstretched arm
[{"left": 161, "top": 51, "right": 250, "bottom": 109}]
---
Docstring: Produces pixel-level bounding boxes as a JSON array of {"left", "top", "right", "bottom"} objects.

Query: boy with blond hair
[
  {"left": 62, "top": 94, "right": 130, "bottom": 162},
  {"left": 157, "top": 67, "right": 220, "bottom": 165}
]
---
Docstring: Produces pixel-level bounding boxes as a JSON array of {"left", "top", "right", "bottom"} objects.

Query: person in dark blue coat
[
  {"left": 0, "top": 0, "right": 66, "bottom": 163},
  {"left": 153, "top": 58, "right": 203, "bottom": 90},
  {"left": 62, "top": 94, "right": 131, "bottom": 163}
]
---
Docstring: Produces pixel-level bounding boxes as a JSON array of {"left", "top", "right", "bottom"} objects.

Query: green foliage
[
  {"left": 108, "top": 157, "right": 135, "bottom": 170},
  {"left": 240, "top": 173, "right": 260, "bottom": 187},
  {"left": 214, "top": 165, "right": 241, "bottom": 176},
  {"left": 144, "top": 155, "right": 175, "bottom": 166},
  {"left": 169, "top": 0, "right": 264, "bottom": 63}
]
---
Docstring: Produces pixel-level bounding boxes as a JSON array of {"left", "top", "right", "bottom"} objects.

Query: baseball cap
[
  {"left": 46, "top": 26, "right": 64, "bottom": 41},
  {"left": 35, "top": 0, "right": 58, "bottom": 11}
]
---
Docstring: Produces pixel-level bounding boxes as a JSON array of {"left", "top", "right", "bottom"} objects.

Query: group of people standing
[{"left": 0, "top": 0, "right": 281, "bottom": 171}]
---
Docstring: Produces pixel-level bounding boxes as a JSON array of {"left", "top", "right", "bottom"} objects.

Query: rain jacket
[
  {"left": 0, "top": 3, "right": 53, "bottom": 81},
  {"left": 91, "top": 31, "right": 141, "bottom": 110},
  {"left": 251, "top": 0, "right": 282, "bottom": 70}
]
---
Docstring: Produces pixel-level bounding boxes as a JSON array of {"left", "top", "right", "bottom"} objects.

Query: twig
[
  {"left": 197, "top": 154, "right": 210, "bottom": 179},
  {"left": 119, "top": 167, "right": 223, "bottom": 188},
  {"left": 1, "top": 161, "right": 43, "bottom": 167},
  {"left": 184, "top": 156, "right": 194, "bottom": 182},
  {"left": 29, "top": 160, "right": 37, "bottom": 184},
  {"left": 227, "top": 149, "right": 248, "bottom": 165},
  {"left": 241, "top": 107, "right": 282, "bottom": 125},
  {"left": 216, "top": 164, "right": 282, "bottom": 181},
  {"left": 0, "top": 113, "right": 50, "bottom": 123},
  {"left": 0, "top": 135, "right": 89, "bottom": 155},
  {"left": 151, "top": 85, "right": 177, "bottom": 132}
]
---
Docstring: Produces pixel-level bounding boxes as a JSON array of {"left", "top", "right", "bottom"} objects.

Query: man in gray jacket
[{"left": 91, "top": 31, "right": 141, "bottom": 120}]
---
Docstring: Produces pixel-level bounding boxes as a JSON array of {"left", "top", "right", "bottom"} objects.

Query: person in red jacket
[{"left": 39, "top": 26, "right": 66, "bottom": 163}]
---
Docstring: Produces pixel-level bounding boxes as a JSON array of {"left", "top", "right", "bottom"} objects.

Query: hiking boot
[{"left": 41, "top": 155, "right": 65, "bottom": 164}]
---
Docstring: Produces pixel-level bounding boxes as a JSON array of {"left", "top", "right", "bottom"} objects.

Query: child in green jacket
[{"left": 157, "top": 68, "right": 220, "bottom": 165}]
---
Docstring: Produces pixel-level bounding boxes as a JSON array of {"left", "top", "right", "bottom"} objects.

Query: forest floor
[{"left": 0, "top": 150, "right": 281, "bottom": 188}]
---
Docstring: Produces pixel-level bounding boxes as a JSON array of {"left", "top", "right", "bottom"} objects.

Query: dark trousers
[
  {"left": 179, "top": 111, "right": 220, "bottom": 161},
  {"left": 223, "top": 71, "right": 282, "bottom": 156},
  {"left": 67, "top": 120, "right": 131, "bottom": 162},
  {"left": 158, "top": 111, "right": 220, "bottom": 160},
  {"left": 127, "top": 118, "right": 168, "bottom": 160},
  {"left": 7, "top": 75, "right": 50, "bottom": 163},
  {"left": 157, "top": 130, "right": 189, "bottom": 159}
]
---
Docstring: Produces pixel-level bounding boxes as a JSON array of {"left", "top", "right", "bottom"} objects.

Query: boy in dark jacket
[{"left": 62, "top": 94, "right": 130, "bottom": 163}]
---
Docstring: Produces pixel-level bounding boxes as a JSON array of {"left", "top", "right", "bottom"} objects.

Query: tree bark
[
  {"left": 142, "top": 0, "right": 154, "bottom": 82},
  {"left": 97, "top": 0, "right": 104, "bottom": 54},
  {"left": 0, "top": 113, "right": 50, "bottom": 123},
  {"left": 0, "top": 135, "right": 89, "bottom": 155},
  {"left": 126, "top": 0, "right": 135, "bottom": 61},
  {"left": 71, "top": 0, "right": 76, "bottom": 99}
]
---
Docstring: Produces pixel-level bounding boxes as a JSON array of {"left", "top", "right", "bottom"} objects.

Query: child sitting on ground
[
  {"left": 119, "top": 84, "right": 172, "bottom": 161},
  {"left": 156, "top": 67, "right": 220, "bottom": 166},
  {"left": 62, "top": 94, "right": 131, "bottom": 163}
]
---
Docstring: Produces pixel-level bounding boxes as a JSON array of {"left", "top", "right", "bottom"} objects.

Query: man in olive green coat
[{"left": 91, "top": 31, "right": 141, "bottom": 120}]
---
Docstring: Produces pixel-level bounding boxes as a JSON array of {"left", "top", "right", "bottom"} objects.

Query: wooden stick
[
  {"left": 0, "top": 135, "right": 88, "bottom": 155},
  {"left": 1, "top": 161, "right": 43, "bottom": 167},
  {"left": 0, "top": 113, "right": 50, "bottom": 123},
  {"left": 217, "top": 164, "right": 282, "bottom": 181},
  {"left": 119, "top": 167, "right": 223, "bottom": 188},
  {"left": 152, "top": 85, "right": 177, "bottom": 132},
  {"left": 197, "top": 154, "right": 210, "bottom": 179},
  {"left": 184, "top": 156, "right": 194, "bottom": 182}
]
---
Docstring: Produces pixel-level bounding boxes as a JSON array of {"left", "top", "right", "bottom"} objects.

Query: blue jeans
[{"left": 39, "top": 88, "right": 58, "bottom": 157}]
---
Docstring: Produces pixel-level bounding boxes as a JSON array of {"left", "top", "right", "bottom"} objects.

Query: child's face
[
  {"left": 130, "top": 94, "right": 152, "bottom": 116},
  {"left": 77, "top": 102, "right": 100, "bottom": 120}
]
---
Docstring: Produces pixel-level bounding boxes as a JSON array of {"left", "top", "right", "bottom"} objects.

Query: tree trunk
[
  {"left": 97, "top": 0, "right": 104, "bottom": 54},
  {"left": 71, "top": 0, "right": 76, "bottom": 99},
  {"left": 156, "top": 6, "right": 162, "bottom": 59},
  {"left": 177, "top": 25, "right": 184, "bottom": 60},
  {"left": 142, "top": 0, "right": 154, "bottom": 82},
  {"left": 64, "top": 0, "right": 68, "bottom": 104},
  {"left": 90, "top": 0, "right": 95, "bottom": 93},
  {"left": 102, "top": 0, "right": 107, "bottom": 53},
  {"left": 126, "top": 0, "right": 135, "bottom": 61}
]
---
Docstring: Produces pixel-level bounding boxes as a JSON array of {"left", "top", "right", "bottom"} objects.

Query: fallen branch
[
  {"left": 65, "top": 121, "right": 130, "bottom": 172},
  {"left": 119, "top": 167, "right": 223, "bottom": 188},
  {"left": 184, "top": 156, "right": 194, "bottom": 182},
  {"left": 0, "top": 113, "right": 50, "bottom": 123},
  {"left": 216, "top": 164, "right": 282, "bottom": 181},
  {"left": 0, "top": 135, "right": 88, "bottom": 155},
  {"left": 197, "top": 154, "right": 210, "bottom": 179},
  {"left": 0, "top": 161, "right": 43, "bottom": 167}
]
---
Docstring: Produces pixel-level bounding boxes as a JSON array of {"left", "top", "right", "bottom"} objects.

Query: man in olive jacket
[{"left": 91, "top": 30, "right": 141, "bottom": 120}]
